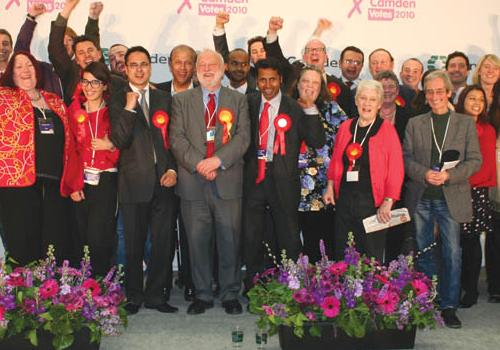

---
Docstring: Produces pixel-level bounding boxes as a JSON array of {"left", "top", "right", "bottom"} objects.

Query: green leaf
[
  {"left": 53, "top": 333, "right": 74, "bottom": 350},
  {"left": 309, "top": 325, "right": 322, "bottom": 337},
  {"left": 27, "top": 329, "right": 38, "bottom": 346}
]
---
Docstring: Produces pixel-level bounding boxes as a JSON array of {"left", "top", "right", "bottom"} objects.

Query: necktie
[
  {"left": 256, "top": 102, "right": 271, "bottom": 184},
  {"left": 205, "top": 93, "right": 216, "bottom": 158},
  {"left": 345, "top": 81, "right": 354, "bottom": 89},
  {"left": 139, "top": 89, "right": 149, "bottom": 124}
]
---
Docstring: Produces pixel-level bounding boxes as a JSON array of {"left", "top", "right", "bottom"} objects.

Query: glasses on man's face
[
  {"left": 343, "top": 59, "right": 362, "bottom": 66},
  {"left": 80, "top": 79, "right": 104, "bottom": 88},
  {"left": 425, "top": 88, "right": 447, "bottom": 96},
  {"left": 127, "top": 62, "right": 150, "bottom": 70},
  {"left": 305, "top": 47, "right": 326, "bottom": 54}
]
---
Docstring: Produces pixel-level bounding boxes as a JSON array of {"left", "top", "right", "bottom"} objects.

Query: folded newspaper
[{"left": 363, "top": 208, "right": 411, "bottom": 233}]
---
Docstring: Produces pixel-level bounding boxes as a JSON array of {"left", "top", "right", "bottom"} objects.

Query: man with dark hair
[
  {"left": 225, "top": 49, "right": 257, "bottom": 95},
  {"left": 339, "top": 46, "right": 364, "bottom": 90},
  {"left": 109, "top": 46, "right": 178, "bottom": 315},
  {"left": 156, "top": 44, "right": 197, "bottom": 96},
  {"left": 242, "top": 57, "right": 325, "bottom": 292},
  {"left": 0, "top": 29, "right": 13, "bottom": 78},
  {"left": 446, "top": 51, "right": 470, "bottom": 103},
  {"left": 109, "top": 44, "right": 128, "bottom": 78}
]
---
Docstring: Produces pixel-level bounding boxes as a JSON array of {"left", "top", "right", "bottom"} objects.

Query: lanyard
[
  {"left": 430, "top": 116, "right": 451, "bottom": 163},
  {"left": 351, "top": 118, "right": 375, "bottom": 168},
  {"left": 85, "top": 101, "right": 105, "bottom": 166},
  {"left": 36, "top": 106, "right": 47, "bottom": 120}
]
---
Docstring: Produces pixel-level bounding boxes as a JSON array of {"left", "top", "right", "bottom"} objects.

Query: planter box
[
  {"left": 0, "top": 328, "right": 100, "bottom": 350},
  {"left": 279, "top": 324, "right": 416, "bottom": 350}
]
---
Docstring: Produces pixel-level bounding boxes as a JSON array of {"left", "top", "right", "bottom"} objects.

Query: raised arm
[
  {"left": 213, "top": 11, "right": 230, "bottom": 62},
  {"left": 14, "top": 3, "right": 46, "bottom": 53}
]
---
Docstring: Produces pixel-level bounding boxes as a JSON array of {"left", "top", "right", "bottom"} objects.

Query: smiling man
[
  {"left": 0, "top": 29, "right": 13, "bottom": 78},
  {"left": 404, "top": 70, "right": 482, "bottom": 329},
  {"left": 446, "top": 51, "right": 471, "bottom": 103},
  {"left": 242, "top": 58, "right": 326, "bottom": 294},
  {"left": 400, "top": 58, "right": 424, "bottom": 92}
]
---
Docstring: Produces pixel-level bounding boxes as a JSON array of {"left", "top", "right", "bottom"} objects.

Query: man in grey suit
[
  {"left": 404, "top": 70, "right": 482, "bottom": 329},
  {"left": 170, "top": 49, "right": 250, "bottom": 315}
]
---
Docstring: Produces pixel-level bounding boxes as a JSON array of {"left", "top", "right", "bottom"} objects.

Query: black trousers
[
  {"left": 170, "top": 196, "right": 194, "bottom": 290},
  {"left": 0, "top": 177, "right": 72, "bottom": 266},
  {"left": 299, "top": 207, "right": 335, "bottom": 263},
  {"left": 460, "top": 232, "right": 482, "bottom": 300},
  {"left": 73, "top": 172, "right": 118, "bottom": 277},
  {"left": 243, "top": 175, "right": 302, "bottom": 288},
  {"left": 334, "top": 190, "right": 386, "bottom": 263},
  {"left": 121, "top": 181, "right": 177, "bottom": 306},
  {"left": 487, "top": 212, "right": 500, "bottom": 296}
]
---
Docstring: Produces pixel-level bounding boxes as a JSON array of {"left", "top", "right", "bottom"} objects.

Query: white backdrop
[{"left": 1, "top": 0, "right": 500, "bottom": 81}]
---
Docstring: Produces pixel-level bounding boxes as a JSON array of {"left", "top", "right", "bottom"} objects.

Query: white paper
[
  {"left": 441, "top": 160, "right": 460, "bottom": 171},
  {"left": 363, "top": 208, "right": 411, "bottom": 234}
]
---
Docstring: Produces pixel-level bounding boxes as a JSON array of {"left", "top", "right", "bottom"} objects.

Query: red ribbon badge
[
  {"left": 394, "top": 95, "right": 406, "bottom": 107},
  {"left": 152, "top": 110, "right": 170, "bottom": 149},
  {"left": 327, "top": 82, "right": 341, "bottom": 100},
  {"left": 345, "top": 143, "right": 363, "bottom": 170},
  {"left": 73, "top": 109, "right": 88, "bottom": 141},
  {"left": 273, "top": 114, "right": 292, "bottom": 156},
  {"left": 218, "top": 108, "right": 234, "bottom": 145}
]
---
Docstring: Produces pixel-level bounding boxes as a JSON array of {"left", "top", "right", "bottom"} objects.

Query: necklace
[{"left": 30, "top": 90, "right": 42, "bottom": 102}]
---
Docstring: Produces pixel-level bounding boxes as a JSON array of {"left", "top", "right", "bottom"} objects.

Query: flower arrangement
[
  {"left": 248, "top": 234, "right": 442, "bottom": 339},
  {"left": 0, "top": 246, "right": 127, "bottom": 350}
]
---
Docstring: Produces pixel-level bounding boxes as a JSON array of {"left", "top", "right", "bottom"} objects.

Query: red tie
[
  {"left": 256, "top": 102, "right": 271, "bottom": 184},
  {"left": 205, "top": 93, "right": 216, "bottom": 158}
]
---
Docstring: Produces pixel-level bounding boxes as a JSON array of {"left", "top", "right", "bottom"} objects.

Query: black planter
[
  {"left": 0, "top": 328, "right": 100, "bottom": 350},
  {"left": 278, "top": 324, "right": 416, "bottom": 350}
]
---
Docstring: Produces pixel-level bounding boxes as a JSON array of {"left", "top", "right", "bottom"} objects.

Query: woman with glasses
[
  {"left": 0, "top": 52, "right": 74, "bottom": 265},
  {"left": 66, "top": 61, "right": 119, "bottom": 276}
]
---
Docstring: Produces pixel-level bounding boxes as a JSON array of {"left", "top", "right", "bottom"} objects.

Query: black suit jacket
[
  {"left": 109, "top": 85, "right": 176, "bottom": 203},
  {"left": 264, "top": 38, "right": 355, "bottom": 117},
  {"left": 243, "top": 93, "right": 326, "bottom": 206}
]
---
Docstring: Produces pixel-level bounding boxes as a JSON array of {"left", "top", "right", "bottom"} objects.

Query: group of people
[{"left": 1, "top": 0, "right": 499, "bottom": 331}]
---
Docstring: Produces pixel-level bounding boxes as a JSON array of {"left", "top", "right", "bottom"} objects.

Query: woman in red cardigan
[
  {"left": 323, "top": 80, "right": 404, "bottom": 262},
  {"left": 0, "top": 51, "right": 74, "bottom": 265},
  {"left": 66, "top": 61, "right": 119, "bottom": 277},
  {"left": 455, "top": 85, "right": 497, "bottom": 308}
]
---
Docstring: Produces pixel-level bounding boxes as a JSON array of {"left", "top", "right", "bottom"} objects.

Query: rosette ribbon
[
  {"left": 345, "top": 142, "right": 363, "bottom": 170},
  {"left": 152, "top": 110, "right": 170, "bottom": 149},
  {"left": 217, "top": 108, "right": 234, "bottom": 145},
  {"left": 273, "top": 114, "right": 292, "bottom": 156},
  {"left": 73, "top": 109, "right": 89, "bottom": 142},
  {"left": 395, "top": 95, "right": 406, "bottom": 107},
  {"left": 327, "top": 82, "right": 341, "bottom": 100}
]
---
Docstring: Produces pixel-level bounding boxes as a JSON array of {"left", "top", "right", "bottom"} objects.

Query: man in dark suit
[
  {"left": 170, "top": 49, "right": 250, "bottom": 315},
  {"left": 263, "top": 17, "right": 355, "bottom": 118},
  {"left": 109, "top": 46, "right": 178, "bottom": 315},
  {"left": 225, "top": 49, "right": 258, "bottom": 95},
  {"left": 243, "top": 58, "right": 326, "bottom": 291}
]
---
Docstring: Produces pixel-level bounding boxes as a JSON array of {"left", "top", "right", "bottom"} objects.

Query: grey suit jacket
[
  {"left": 403, "top": 110, "right": 482, "bottom": 223},
  {"left": 170, "top": 86, "right": 250, "bottom": 200}
]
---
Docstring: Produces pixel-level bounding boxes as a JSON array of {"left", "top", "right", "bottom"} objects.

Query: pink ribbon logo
[
  {"left": 177, "top": 0, "right": 192, "bottom": 14},
  {"left": 5, "top": 0, "right": 20, "bottom": 10},
  {"left": 347, "top": 0, "right": 363, "bottom": 18}
]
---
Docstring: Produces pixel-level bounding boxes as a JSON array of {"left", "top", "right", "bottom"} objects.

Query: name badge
[
  {"left": 83, "top": 167, "right": 101, "bottom": 186},
  {"left": 206, "top": 127, "right": 216, "bottom": 142},
  {"left": 257, "top": 149, "right": 267, "bottom": 161},
  {"left": 346, "top": 170, "right": 359, "bottom": 182},
  {"left": 38, "top": 118, "right": 55, "bottom": 134}
]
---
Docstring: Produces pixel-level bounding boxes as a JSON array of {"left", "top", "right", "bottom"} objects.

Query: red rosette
[
  {"left": 74, "top": 109, "right": 89, "bottom": 124},
  {"left": 273, "top": 114, "right": 292, "bottom": 155},
  {"left": 346, "top": 142, "right": 363, "bottom": 161},
  {"left": 327, "top": 82, "right": 341, "bottom": 100},
  {"left": 217, "top": 108, "right": 234, "bottom": 145},
  {"left": 152, "top": 110, "right": 170, "bottom": 149},
  {"left": 394, "top": 95, "right": 406, "bottom": 107}
]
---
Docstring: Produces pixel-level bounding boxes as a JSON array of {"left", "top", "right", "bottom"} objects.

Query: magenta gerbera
[
  {"left": 321, "top": 296, "right": 340, "bottom": 318},
  {"left": 39, "top": 279, "right": 59, "bottom": 299},
  {"left": 376, "top": 291, "right": 399, "bottom": 314},
  {"left": 83, "top": 278, "right": 102, "bottom": 297},
  {"left": 329, "top": 261, "right": 347, "bottom": 276},
  {"left": 411, "top": 279, "right": 429, "bottom": 296}
]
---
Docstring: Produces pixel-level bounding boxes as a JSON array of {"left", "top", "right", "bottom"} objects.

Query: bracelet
[{"left": 27, "top": 14, "right": 36, "bottom": 21}]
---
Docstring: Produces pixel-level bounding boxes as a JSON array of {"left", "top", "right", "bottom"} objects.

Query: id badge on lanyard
[{"left": 83, "top": 167, "right": 101, "bottom": 186}]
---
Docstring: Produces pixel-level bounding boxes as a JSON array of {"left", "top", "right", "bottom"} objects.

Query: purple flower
[
  {"left": 0, "top": 294, "right": 16, "bottom": 310},
  {"left": 272, "top": 304, "right": 287, "bottom": 318}
]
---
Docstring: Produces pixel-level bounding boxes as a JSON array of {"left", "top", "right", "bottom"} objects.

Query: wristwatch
[{"left": 384, "top": 197, "right": 393, "bottom": 203}]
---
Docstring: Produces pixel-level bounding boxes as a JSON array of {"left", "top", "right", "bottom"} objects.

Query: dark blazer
[
  {"left": 264, "top": 38, "right": 355, "bottom": 117},
  {"left": 109, "top": 85, "right": 176, "bottom": 204},
  {"left": 403, "top": 110, "right": 482, "bottom": 222},
  {"left": 170, "top": 86, "right": 250, "bottom": 201},
  {"left": 243, "top": 93, "right": 326, "bottom": 206}
]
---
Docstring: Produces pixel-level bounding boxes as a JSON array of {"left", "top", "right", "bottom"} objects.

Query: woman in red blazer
[
  {"left": 66, "top": 61, "right": 119, "bottom": 277},
  {"left": 0, "top": 52, "right": 74, "bottom": 265},
  {"left": 323, "top": 80, "right": 404, "bottom": 262}
]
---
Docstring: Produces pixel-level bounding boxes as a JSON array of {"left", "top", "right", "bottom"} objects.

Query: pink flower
[
  {"left": 376, "top": 291, "right": 399, "bottom": 314},
  {"left": 411, "top": 279, "right": 429, "bottom": 296},
  {"left": 321, "top": 296, "right": 340, "bottom": 318},
  {"left": 39, "top": 279, "right": 59, "bottom": 299},
  {"left": 83, "top": 278, "right": 102, "bottom": 297},
  {"left": 329, "top": 262, "right": 347, "bottom": 276},
  {"left": 65, "top": 297, "right": 84, "bottom": 312},
  {"left": 0, "top": 306, "right": 5, "bottom": 321},
  {"left": 305, "top": 311, "right": 316, "bottom": 321},
  {"left": 262, "top": 305, "right": 274, "bottom": 316},
  {"left": 7, "top": 272, "right": 25, "bottom": 287}
]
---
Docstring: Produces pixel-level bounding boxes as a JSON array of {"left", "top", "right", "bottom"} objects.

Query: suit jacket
[
  {"left": 243, "top": 93, "right": 326, "bottom": 206},
  {"left": 170, "top": 86, "right": 250, "bottom": 201},
  {"left": 109, "top": 85, "right": 176, "bottom": 204},
  {"left": 403, "top": 110, "right": 482, "bottom": 222},
  {"left": 264, "top": 38, "right": 355, "bottom": 117}
]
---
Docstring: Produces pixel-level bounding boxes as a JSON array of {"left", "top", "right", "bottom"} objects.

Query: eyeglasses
[
  {"left": 425, "top": 88, "right": 447, "bottom": 96},
  {"left": 304, "top": 47, "right": 326, "bottom": 54},
  {"left": 80, "top": 79, "right": 104, "bottom": 88},
  {"left": 127, "top": 62, "right": 150, "bottom": 70},
  {"left": 343, "top": 59, "right": 362, "bottom": 66}
]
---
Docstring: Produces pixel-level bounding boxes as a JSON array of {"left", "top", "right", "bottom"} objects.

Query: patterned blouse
[{"left": 298, "top": 100, "right": 349, "bottom": 211}]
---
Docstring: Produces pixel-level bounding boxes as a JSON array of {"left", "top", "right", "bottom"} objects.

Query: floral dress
[{"left": 298, "top": 100, "right": 348, "bottom": 212}]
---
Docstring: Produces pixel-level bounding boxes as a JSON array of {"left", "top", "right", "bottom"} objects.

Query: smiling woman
[{"left": 0, "top": 51, "right": 74, "bottom": 266}]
